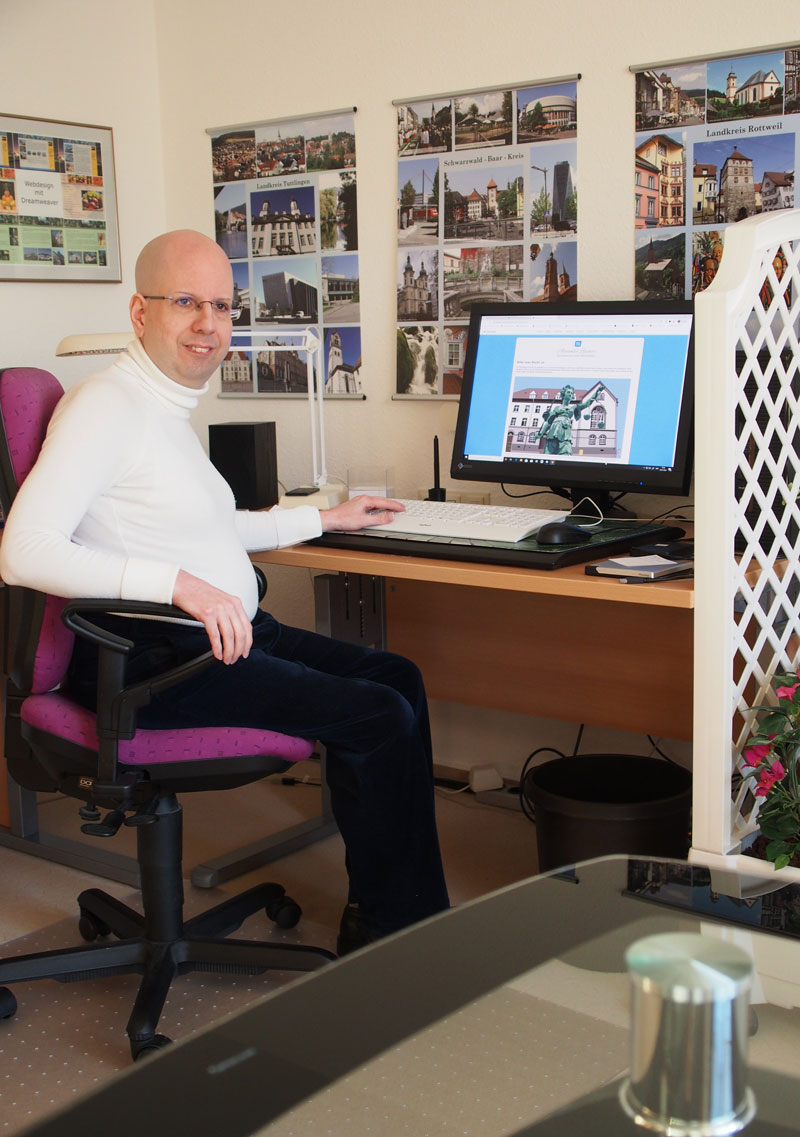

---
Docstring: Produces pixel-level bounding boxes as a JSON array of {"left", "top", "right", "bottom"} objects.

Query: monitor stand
[{"left": 555, "top": 487, "right": 637, "bottom": 520}]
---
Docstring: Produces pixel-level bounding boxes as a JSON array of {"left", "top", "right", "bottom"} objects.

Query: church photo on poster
[{"left": 633, "top": 45, "right": 798, "bottom": 301}]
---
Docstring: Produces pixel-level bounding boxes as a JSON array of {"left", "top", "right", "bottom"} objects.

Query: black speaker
[{"left": 208, "top": 421, "right": 278, "bottom": 510}]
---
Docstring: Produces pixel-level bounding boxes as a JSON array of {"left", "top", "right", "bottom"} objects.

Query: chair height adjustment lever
[
  {"left": 124, "top": 796, "right": 160, "bottom": 827},
  {"left": 80, "top": 808, "right": 127, "bottom": 837}
]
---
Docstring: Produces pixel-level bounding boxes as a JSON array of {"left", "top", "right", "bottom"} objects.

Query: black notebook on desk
[{"left": 310, "top": 519, "right": 686, "bottom": 571}]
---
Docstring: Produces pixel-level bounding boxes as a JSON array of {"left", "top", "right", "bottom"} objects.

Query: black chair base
[{"left": 0, "top": 792, "right": 335, "bottom": 1060}]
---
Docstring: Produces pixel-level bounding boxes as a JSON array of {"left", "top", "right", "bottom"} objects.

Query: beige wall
[{"left": 5, "top": 0, "right": 800, "bottom": 773}]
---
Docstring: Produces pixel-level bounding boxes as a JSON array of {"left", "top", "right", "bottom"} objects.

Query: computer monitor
[{"left": 450, "top": 299, "right": 695, "bottom": 516}]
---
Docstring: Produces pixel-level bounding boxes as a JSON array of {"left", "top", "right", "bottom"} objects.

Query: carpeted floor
[
  {"left": 0, "top": 892, "right": 334, "bottom": 1134},
  {"left": 0, "top": 777, "right": 541, "bottom": 1135}
]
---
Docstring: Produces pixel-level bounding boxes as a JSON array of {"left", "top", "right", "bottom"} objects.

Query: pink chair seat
[{"left": 22, "top": 693, "right": 315, "bottom": 765}]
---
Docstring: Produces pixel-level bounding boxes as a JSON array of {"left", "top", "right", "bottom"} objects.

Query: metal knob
[{"left": 619, "top": 932, "right": 756, "bottom": 1137}]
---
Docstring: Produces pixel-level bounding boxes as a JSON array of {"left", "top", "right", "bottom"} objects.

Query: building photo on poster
[
  {"left": 634, "top": 44, "right": 799, "bottom": 301},
  {"left": 208, "top": 108, "right": 364, "bottom": 399},
  {"left": 394, "top": 76, "right": 580, "bottom": 398}
]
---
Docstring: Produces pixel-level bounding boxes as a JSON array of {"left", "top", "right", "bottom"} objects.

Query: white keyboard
[{"left": 366, "top": 499, "right": 567, "bottom": 544}]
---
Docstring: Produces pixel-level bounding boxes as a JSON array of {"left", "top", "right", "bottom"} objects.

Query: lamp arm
[
  {"left": 232, "top": 329, "right": 326, "bottom": 490},
  {"left": 304, "top": 328, "right": 326, "bottom": 488}
]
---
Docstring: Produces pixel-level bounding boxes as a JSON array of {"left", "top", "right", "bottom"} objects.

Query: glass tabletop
[
  {"left": 24, "top": 856, "right": 800, "bottom": 1137},
  {"left": 256, "top": 856, "right": 800, "bottom": 1137}
]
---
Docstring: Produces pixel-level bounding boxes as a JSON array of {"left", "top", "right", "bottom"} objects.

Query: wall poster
[
  {"left": 394, "top": 77, "right": 580, "bottom": 398},
  {"left": 0, "top": 113, "right": 120, "bottom": 282},
  {"left": 208, "top": 108, "right": 363, "bottom": 398},
  {"left": 633, "top": 45, "right": 799, "bottom": 301}
]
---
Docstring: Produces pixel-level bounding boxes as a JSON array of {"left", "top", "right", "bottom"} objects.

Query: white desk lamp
[
  {"left": 55, "top": 332, "right": 132, "bottom": 357},
  {"left": 230, "top": 326, "right": 347, "bottom": 509}
]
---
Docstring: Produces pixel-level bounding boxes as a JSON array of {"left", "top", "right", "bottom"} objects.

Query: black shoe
[{"left": 336, "top": 903, "right": 380, "bottom": 956}]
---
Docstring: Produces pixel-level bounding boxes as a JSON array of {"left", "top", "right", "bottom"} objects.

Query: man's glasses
[{"left": 143, "top": 294, "right": 241, "bottom": 321}]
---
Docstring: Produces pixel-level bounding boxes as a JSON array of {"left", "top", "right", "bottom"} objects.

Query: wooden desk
[{"left": 256, "top": 544, "right": 694, "bottom": 740}]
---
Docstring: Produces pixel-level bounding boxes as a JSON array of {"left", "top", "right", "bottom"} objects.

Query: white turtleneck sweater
[{"left": 0, "top": 339, "right": 322, "bottom": 620}]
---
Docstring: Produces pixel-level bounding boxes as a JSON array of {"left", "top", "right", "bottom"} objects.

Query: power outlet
[
  {"left": 469, "top": 764, "right": 504, "bottom": 793},
  {"left": 460, "top": 492, "right": 491, "bottom": 505}
]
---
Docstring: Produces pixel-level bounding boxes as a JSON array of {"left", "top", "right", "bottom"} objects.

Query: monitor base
[{"left": 556, "top": 487, "right": 638, "bottom": 521}]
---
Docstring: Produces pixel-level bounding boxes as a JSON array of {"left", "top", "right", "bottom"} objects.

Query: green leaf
[
  {"left": 744, "top": 730, "right": 776, "bottom": 743},
  {"left": 761, "top": 712, "right": 790, "bottom": 732},
  {"left": 759, "top": 814, "right": 800, "bottom": 839},
  {"left": 765, "top": 840, "right": 794, "bottom": 869},
  {"left": 766, "top": 837, "right": 790, "bottom": 855}
]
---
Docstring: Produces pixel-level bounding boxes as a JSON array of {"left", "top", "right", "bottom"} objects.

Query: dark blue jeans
[{"left": 69, "top": 610, "right": 450, "bottom": 936}]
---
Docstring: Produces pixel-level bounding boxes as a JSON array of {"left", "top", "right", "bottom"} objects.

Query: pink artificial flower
[
  {"left": 754, "top": 760, "right": 787, "bottom": 797},
  {"left": 776, "top": 681, "right": 800, "bottom": 700},
  {"left": 743, "top": 741, "right": 774, "bottom": 768}
]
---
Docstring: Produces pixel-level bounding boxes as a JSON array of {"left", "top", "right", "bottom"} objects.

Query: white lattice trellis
[{"left": 692, "top": 208, "right": 800, "bottom": 884}]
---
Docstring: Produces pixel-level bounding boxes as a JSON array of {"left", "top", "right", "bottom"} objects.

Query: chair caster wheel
[
  {"left": 0, "top": 987, "right": 17, "bottom": 1020},
  {"left": 131, "top": 1033, "right": 172, "bottom": 1061},
  {"left": 266, "top": 894, "right": 301, "bottom": 929},
  {"left": 79, "top": 912, "right": 111, "bottom": 941}
]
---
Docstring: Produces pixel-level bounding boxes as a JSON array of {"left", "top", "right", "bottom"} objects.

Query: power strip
[{"left": 474, "top": 786, "right": 523, "bottom": 811}]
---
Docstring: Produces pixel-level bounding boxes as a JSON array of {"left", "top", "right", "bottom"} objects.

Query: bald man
[{"left": 0, "top": 229, "right": 449, "bottom": 952}]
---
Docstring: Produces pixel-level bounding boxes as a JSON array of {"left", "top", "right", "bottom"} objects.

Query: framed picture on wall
[{"left": 0, "top": 112, "right": 121, "bottom": 282}]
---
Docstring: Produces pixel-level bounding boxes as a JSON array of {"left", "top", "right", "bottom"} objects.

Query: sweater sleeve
[
  {"left": 233, "top": 504, "right": 322, "bottom": 551},
  {"left": 0, "top": 377, "right": 178, "bottom": 602}
]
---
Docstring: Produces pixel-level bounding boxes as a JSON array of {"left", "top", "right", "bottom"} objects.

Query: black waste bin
[{"left": 525, "top": 754, "right": 692, "bottom": 873}]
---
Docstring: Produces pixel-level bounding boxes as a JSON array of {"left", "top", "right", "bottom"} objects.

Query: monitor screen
[{"left": 450, "top": 299, "right": 694, "bottom": 515}]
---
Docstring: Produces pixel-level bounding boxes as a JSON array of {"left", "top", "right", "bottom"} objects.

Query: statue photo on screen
[{"left": 536, "top": 383, "right": 605, "bottom": 455}]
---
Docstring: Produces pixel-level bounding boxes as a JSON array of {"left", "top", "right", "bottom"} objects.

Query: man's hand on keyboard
[{"left": 320, "top": 495, "right": 406, "bottom": 532}]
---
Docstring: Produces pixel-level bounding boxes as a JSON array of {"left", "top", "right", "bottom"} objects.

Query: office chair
[{"left": 0, "top": 366, "right": 335, "bottom": 1060}]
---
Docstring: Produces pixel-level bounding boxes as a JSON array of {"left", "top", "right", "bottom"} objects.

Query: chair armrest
[
  {"left": 60, "top": 557, "right": 264, "bottom": 784},
  {"left": 62, "top": 597, "right": 198, "bottom": 639},
  {"left": 62, "top": 597, "right": 217, "bottom": 728},
  {"left": 61, "top": 599, "right": 216, "bottom": 783}
]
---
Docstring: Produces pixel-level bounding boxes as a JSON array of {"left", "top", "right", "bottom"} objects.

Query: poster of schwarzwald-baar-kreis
[{"left": 395, "top": 80, "right": 580, "bottom": 397}]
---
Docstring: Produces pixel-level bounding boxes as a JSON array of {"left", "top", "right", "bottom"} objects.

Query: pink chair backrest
[
  {"left": 0, "top": 368, "right": 64, "bottom": 490},
  {"left": 0, "top": 368, "right": 73, "bottom": 693},
  {"left": 30, "top": 596, "right": 72, "bottom": 694}
]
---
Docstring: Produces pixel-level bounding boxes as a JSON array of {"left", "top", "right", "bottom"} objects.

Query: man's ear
[{"left": 129, "top": 293, "right": 147, "bottom": 339}]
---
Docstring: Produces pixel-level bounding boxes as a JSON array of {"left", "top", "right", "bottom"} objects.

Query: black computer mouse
[{"left": 537, "top": 521, "right": 592, "bottom": 545}]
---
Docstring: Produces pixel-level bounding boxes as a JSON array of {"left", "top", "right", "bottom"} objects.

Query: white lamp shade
[{"left": 55, "top": 332, "right": 132, "bottom": 357}]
